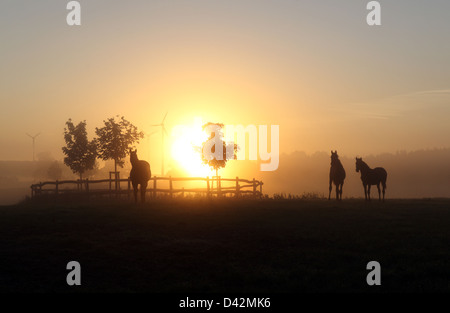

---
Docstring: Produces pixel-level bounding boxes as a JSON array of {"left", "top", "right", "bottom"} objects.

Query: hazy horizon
[
  {"left": 2, "top": 147, "right": 450, "bottom": 205},
  {"left": 1, "top": 0, "right": 450, "bottom": 204}
]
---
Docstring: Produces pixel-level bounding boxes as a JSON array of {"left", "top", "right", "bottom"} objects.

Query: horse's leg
[
  {"left": 382, "top": 181, "right": 386, "bottom": 202},
  {"left": 340, "top": 182, "right": 344, "bottom": 200},
  {"left": 328, "top": 178, "right": 332, "bottom": 200},
  {"left": 132, "top": 182, "right": 138, "bottom": 204},
  {"left": 367, "top": 185, "right": 371, "bottom": 201},
  {"left": 377, "top": 183, "right": 381, "bottom": 201},
  {"left": 141, "top": 182, "right": 148, "bottom": 204},
  {"left": 363, "top": 184, "right": 367, "bottom": 201}
]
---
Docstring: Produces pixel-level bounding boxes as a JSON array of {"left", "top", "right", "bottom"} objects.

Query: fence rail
[{"left": 30, "top": 175, "right": 264, "bottom": 199}]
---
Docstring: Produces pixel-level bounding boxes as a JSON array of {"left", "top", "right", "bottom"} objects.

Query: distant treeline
[
  {"left": 0, "top": 158, "right": 123, "bottom": 204},
  {"left": 0, "top": 159, "right": 121, "bottom": 187}
]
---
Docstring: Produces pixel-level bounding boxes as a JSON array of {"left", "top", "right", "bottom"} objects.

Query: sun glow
[{"left": 171, "top": 118, "right": 213, "bottom": 177}]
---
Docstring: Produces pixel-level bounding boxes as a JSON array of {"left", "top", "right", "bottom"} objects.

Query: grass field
[{"left": 0, "top": 198, "right": 449, "bottom": 293}]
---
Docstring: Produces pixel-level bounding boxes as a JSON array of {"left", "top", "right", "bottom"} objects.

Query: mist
[
  {"left": 258, "top": 148, "right": 450, "bottom": 199},
  {"left": 2, "top": 147, "right": 450, "bottom": 205}
]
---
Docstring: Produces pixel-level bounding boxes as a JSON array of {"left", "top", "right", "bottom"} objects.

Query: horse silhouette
[
  {"left": 355, "top": 157, "right": 387, "bottom": 201},
  {"left": 329, "top": 150, "right": 346, "bottom": 201},
  {"left": 130, "top": 149, "right": 151, "bottom": 204}
]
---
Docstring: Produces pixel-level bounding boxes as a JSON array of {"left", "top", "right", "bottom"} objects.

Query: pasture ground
[{"left": 0, "top": 198, "right": 449, "bottom": 293}]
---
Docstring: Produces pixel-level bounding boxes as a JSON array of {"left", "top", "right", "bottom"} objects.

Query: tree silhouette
[
  {"left": 201, "top": 122, "right": 237, "bottom": 177},
  {"left": 62, "top": 119, "right": 97, "bottom": 180},
  {"left": 95, "top": 116, "right": 144, "bottom": 173},
  {"left": 47, "top": 160, "right": 62, "bottom": 181}
]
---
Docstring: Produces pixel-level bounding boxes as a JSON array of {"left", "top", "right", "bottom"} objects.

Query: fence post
[
  {"left": 113, "top": 171, "right": 118, "bottom": 191},
  {"left": 217, "top": 176, "right": 222, "bottom": 197},
  {"left": 115, "top": 172, "right": 120, "bottom": 198},
  {"left": 128, "top": 177, "right": 131, "bottom": 199},
  {"left": 28, "top": 177, "right": 264, "bottom": 200}
]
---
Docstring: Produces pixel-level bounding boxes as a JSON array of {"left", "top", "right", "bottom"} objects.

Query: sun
[{"left": 171, "top": 118, "right": 213, "bottom": 177}]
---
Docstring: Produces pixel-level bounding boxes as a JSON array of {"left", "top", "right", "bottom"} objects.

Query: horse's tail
[{"left": 382, "top": 169, "right": 387, "bottom": 190}]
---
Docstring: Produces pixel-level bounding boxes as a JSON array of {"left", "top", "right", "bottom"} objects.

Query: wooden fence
[{"left": 30, "top": 175, "right": 264, "bottom": 199}]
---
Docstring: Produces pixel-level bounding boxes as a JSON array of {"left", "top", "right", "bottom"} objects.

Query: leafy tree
[
  {"left": 62, "top": 119, "right": 97, "bottom": 180},
  {"left": 201, "top": 122, "right": 237, "bottom": 177},
  {"left": 95, "top": 116, "right": 144, "bottom": 173},
  {"left": 47, "top": 160, "right": 62, "bottom": 181}
]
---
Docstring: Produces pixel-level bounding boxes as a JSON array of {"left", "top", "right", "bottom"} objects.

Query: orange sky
[{"left": 1, "top": 1, "right": 450, "bottom": 177}]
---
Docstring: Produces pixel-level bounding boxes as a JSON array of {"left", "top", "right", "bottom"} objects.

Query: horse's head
[
  {"left": 330, "top": 150, "right": 339, "bottom": 164},
  {"left": 130, "top": 149, "right": 138, "bottom": 164},
  {"left": 355, "top": 157, "right": 363, "bottom": 172}
]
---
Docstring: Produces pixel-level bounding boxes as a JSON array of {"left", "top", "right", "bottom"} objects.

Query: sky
[{"left": 1, "top": 0, "right": 450, "bottom": 174}]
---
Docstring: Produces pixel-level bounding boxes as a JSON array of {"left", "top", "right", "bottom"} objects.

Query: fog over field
[{"left": 1, "top": 148, "right": 449, "bottom": 205}]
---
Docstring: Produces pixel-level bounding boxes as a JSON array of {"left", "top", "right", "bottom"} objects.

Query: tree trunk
[
  {"left": 114, "top": 159, "right": 117, "bottom": 190},
  {"left": 215, "top": 168, "right": 219, "bottom": 197}
]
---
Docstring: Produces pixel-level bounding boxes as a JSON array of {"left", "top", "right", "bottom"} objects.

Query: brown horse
[
  {"left": 329, "top": 150, "right": 346, "bottom": 201},
  {"left": 355, "top": 157, "right": 387, "bottom": 201},
  {"left": 130, "top": 149, "right": 151, "bottom": 203}
]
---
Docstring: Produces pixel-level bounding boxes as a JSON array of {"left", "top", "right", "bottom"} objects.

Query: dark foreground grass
[{"left": 0, "top": 198, "right": 449, "bottom": 293}]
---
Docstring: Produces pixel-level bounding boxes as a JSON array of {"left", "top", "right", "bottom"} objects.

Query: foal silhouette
[
  {"left": 355, "top": 157, "right": 387, "bottom": 201},
  {"left": 329, "top": 150, "right": 346, "bottom": 200},
  {"left": 130, "top": 149, "right": 151, "bottom": 203}
]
